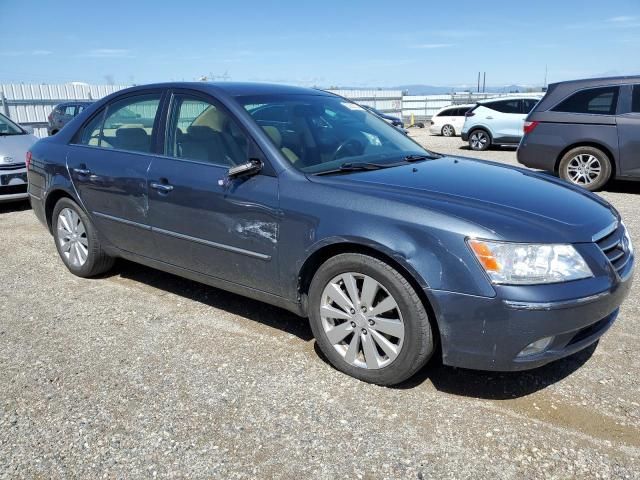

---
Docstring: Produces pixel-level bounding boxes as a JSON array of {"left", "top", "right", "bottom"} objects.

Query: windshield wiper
[
  {"left": 314, "top": 161, "right": 404, "bottom": 176},
  {"left": 403, "top": 153, "right": 441, "bottom": 162}
]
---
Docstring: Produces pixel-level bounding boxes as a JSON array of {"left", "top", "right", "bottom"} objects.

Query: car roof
[
  {"left": 477, "top": 96, "right": 541, "bottom": 104},
  {"left": 437, "top": 104, "right": 474, "bottom": 111},
  {"left": 548, "top": 75, "right": 640, "bottom": 90},
  {"left": 535, "top": 75, "right": 640, "bottom": 112},
  {"left": 108, "top": 82, "right": 333, "bottom": 98}
]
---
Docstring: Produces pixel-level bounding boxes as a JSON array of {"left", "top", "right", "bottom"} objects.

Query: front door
[
  {"left": 617, "top": 84, "right": 640, "bottom": 176},
  {"left": 147, "top": 92, "right": 281, "bottom": 294},
  {"left": 67, "top": 92, "right": 163, "bottom": 255}
]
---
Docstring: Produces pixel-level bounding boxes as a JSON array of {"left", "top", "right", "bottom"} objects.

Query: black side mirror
[{"left": 227, "top": 159, "right": 262, "bottom": 179}]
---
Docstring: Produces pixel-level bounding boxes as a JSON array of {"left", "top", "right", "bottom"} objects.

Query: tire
[
  {"left": 52, "top": 197, "right": 114, "bottom": 277},
  {"left": 441, "top": 124, "right": 455, "bottom": 137},
  {"left": 416, "top": 122, "right": 425, "bottom": 129},
  {"left": 468, "top": 129, "right": 491, "bottom": 151},
  {"left": 558, "top": 146, "right": 612, "bottom": 191},
  {"left": 308, "top": 253, "right": 434, "bottom": 386}
]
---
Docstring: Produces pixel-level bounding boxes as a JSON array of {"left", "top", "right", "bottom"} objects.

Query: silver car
[{"left": 0, "top": 113, "right": 38, "bottom": 202}]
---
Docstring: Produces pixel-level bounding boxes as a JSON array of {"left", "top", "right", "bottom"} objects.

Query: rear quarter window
[
  {"left": 552, "top": 86, "right": 619, "bottom": 115},
  {"left": 484, "top": 100, "right": 521, "bottom": 114}
]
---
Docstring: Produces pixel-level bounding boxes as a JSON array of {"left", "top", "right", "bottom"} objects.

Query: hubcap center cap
[{"left": 353, "top": 312, "right": 367, "bottom": 327}]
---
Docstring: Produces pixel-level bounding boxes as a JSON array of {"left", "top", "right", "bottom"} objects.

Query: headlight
[{"left": 468, "top": 239, "right": 593, "bottom": 285}]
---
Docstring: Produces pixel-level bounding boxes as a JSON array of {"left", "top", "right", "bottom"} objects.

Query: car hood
[
  {"left": 309, "top": 156, "right": 617, "bottom": 243},
  {"left": 0, "top": 133, "right": 38, "bottom": 164}
]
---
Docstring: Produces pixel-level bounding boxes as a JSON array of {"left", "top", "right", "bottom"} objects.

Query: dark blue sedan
[{"left": 27, "top": 82, "right": 634, "bottom": 385}]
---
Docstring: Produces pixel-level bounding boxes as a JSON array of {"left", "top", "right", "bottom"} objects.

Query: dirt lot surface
[{"left": 1, "top": 134, "right": 639, "bottom": 479}]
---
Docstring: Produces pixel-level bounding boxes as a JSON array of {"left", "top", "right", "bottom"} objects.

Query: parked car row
[
  {"left": 0, "top": 113, "right": 38, "bottom": 202},
  {"left": 430, "top": 75, "right": 640, "bottom": 192}
]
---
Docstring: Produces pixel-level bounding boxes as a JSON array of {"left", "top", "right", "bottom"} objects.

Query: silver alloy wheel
[
  {"left": 320, "top": 272, "right": 405, "bottom": 370},
  {"left": 442, "top": 125, "right": 454, "bottom": 137},
  {"left": 57, "top": 208, "right": 89, "bottom": 267},
  {"left": 470, "top": 131, "right": 488, "bottom": 150},
  {"left": 567, "top": 154, "right": 602, "bottom": 186}
]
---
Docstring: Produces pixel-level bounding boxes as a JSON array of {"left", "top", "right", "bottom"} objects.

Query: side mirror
[{"left": 227, "top": 159, "right": 262, "bottom": 179}]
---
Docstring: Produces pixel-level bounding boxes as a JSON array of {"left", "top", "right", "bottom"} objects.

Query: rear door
[
  {"left": 146, "top": 90, "right": 281, "bottom": 294},
  {"left": 452, "top": 107, "right": 467, "bottom": 130},
  {"left": 490, "top": 99, "right": 525, "bottom": 141},
  {"left": 67, "top": 90, "right": 164, "bottom": 255},
  {"left": 616, "top": 84, "right": 640, "bottom": 176}
]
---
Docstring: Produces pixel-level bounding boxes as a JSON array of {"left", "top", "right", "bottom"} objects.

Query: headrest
[
  {"left": 262, "top": 126, "right": 282, "bottom": 147},
  {"left": 116, "top": 127, "right": 147, "bottom": 142},
  {"left": 187, "top": 125, "right": 217, "bottom": 139}
]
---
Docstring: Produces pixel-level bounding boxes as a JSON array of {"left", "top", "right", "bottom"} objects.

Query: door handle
[
  {"left": 73, "top": 167, "right": 91, "bottom": 175},
  {"left": 150, "top": 181, "right": 174, "bottom": 193},
  {"left": 485, "top": 116, "right": 494, "bottom": 120}
]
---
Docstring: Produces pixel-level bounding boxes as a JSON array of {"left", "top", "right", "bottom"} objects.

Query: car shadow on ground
[
  {"left": 458, "top": 145, "right": 519, "bottom": 152},
  {"left": 602, "top": 180, "right": 640, "bottom": 194},
  {"left": 0, "top": 199, "right": 31, "bottom": 214},
  {"left": 110, "top": 259, "right": 314, "bottom": 341},
  {"left": 112, "top": 259, "right": 595, "bottom": 399},
  {"left": 395, "top": 342, "right": 597, "bottom": 399}
]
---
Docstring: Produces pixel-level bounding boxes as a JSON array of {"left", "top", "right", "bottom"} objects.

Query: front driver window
[{"left": 166, "top": 95, "right": 248, "bottom": 167}]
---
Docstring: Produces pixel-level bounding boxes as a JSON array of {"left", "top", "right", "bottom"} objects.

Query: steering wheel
[{"left": 332, "top": 137, "right": 365, "bottom": 161}]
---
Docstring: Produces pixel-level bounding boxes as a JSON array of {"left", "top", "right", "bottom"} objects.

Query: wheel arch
[
  {"left": 554, "top": 142, "right": 616, "bottom": 177},
  {"left": 44, "top": 188, "right": 77, "bottom": 232},
  {"left": 297, "top": 240, "right": 442, "bottom": 349},
  {"left": 468, "top": 126, "right": 493, "bottom": 139}
]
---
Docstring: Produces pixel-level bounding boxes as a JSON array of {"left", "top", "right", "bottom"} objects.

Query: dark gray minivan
[{"left": 518, "top": 76, "right": 640, "bottom": 191}]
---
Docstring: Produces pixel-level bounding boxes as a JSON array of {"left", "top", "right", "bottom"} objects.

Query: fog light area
[{"left": 517, "top": 336, "right": 554, "bottom": 357}]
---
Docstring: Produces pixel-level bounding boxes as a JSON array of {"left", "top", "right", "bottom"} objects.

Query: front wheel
[
  {"left": 308, "top": 253, "right": 434, "bottom": 386},
  {"left": 558, "top": 146, "right": 612, "bottom": 191},
  {"left": 52, "top": 197, "right": 115, "bottom": 277},
  {"left": 469, "top": 129, "right": 491, "bottom": 150}
]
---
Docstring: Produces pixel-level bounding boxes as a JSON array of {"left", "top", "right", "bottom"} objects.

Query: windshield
[
  {"left": 0, "top": 113, "right": 25, "bottom": 136},
  {"left": 237, "top": 94, "right": 430, "bottom": 174}
]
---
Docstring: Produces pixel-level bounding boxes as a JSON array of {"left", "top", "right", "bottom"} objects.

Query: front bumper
[{"left": 430, "top": 263, "right": 634, "bottom": 371}]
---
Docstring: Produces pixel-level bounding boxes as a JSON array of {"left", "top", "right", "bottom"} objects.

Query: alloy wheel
[
  {"left": 320, "top": 272, "right": 405, "bottom": 369},
  {"left": 57, "top": 208, "right": 89, "bottom": 267},
  {"left": 470, "top": 131, "right": 489, "bottom": 150},
  {"left": 567, "top": 154, "right": 602, "bottom": 186},
  {"left": 442, "top": 125, "right": 454, "bottom": 137}
]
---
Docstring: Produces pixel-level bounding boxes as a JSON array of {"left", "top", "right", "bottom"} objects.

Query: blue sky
[{"left": 1, "top": 0, "right": 638, "bottom": 88}]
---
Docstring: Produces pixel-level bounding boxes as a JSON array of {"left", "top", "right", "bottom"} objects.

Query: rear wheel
[
  {"left": 469, "top": 129, "right": 491, "bottom": 150},
  {"left": 52, "top": 197, "right": 114, "bottom": 277},
  {"left": 308, "top": 253, "right": 434, "bottom": 386},
  {"left": 441, "top": 124, "right": 455, "bottom": 137},
  {"left": 558, "top": 146, "right": 612, "bottom": 191}
]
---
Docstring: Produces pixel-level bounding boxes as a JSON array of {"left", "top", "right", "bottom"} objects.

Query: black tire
[
  {"left": 308, "top": 253, "right": 434, "bottom": 386},
  {"left": 52, "top": 197, "right": 114, "bottom": 277},
  {"left": 441, "top": 124, "right": 455, "bottom": 137},
  {"left": 50, "top": 130, "right": 58, "bottom": 136},
  {"left": 558, "top": 146, "right": 612, "bottom": 191},
  {"left": 468, "top": 129, "right": 491, "bottom": 151},
  {"left": 416, "top": 122, "right": 425, "bottom": 129}
]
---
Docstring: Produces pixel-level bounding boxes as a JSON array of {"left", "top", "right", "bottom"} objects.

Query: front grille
[
  {"left": 0, "top": 184, "right": 27, "bottom": 195},
  {"left": 594, "top": 223, "right": 631, "bottom": 274},
  {"left": 0, "top": 163, "right": 26, "bottom": 171}
]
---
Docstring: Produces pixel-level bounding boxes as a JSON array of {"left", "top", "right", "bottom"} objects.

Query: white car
[
  {"left": 429, "top": 104, "right": 474, "bottom": 137},
  {"left": 461, "top": 97, "right": 541, "bottom": 150},
  {"left": 0, "top": 113, "right": 38, "bottom": 202}
]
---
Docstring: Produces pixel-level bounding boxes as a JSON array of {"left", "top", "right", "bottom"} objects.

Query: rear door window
[
  {"left": 522, "top": 99, "right": 539, "bottom": 113},
  {"left": 552, "top": 86, "right": 619, "bottom": 115},
  {"left": 77, "top": 93, "right": 161, "bottom": 152},
  {"left": 485, "top": 100, "right": 522, "bottom": 114},
  {"left": 632, "top": 85, "right": 640, "bottom": 113}
]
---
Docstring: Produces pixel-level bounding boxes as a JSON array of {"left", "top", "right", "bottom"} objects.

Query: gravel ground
[{"left": 1, "top": 135, "right": 640, "bottom": 479}]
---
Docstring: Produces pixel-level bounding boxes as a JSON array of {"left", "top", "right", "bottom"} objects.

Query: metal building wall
[
  {"left": 0, "top": 84, "right": 129, "bottom": 137},
  {"left": 327, "top": 89, "right": 404, "bottom": 118}
]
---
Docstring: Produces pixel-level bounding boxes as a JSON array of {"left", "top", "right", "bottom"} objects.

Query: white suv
[
  {"left": 461, "top": 97, "right": 540, "bottom": 150},
  {"left": 429, "top": 104, "right": 473, "bottom": 137}
]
